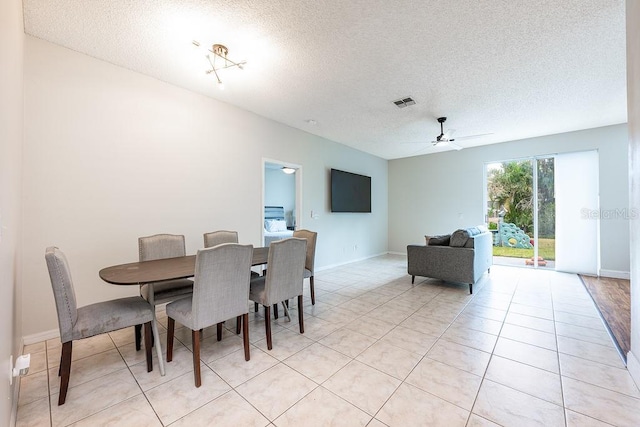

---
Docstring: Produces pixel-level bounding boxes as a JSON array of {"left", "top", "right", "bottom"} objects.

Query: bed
[{"left": 264, "top": 205, "right": 293, "bottom": 246}]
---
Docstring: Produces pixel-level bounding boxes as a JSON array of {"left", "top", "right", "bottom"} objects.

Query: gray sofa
[{"left": 407, "top": 228, "right": 493, "bottom": 294}]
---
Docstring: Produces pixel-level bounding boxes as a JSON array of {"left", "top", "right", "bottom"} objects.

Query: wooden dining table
[{"left": 98, "top": 246, "right": 269, "bottom": 376}]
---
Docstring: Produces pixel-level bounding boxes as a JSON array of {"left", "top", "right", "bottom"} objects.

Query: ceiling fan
[
  {"left": 432, "top": 117, "right": 462, "bottom": 150},
  {"left": 431, "top": 117, "right": 493, "bottom": 151}
]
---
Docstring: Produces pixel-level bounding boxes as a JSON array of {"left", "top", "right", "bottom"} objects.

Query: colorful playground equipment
[{"left": 497, "top": 222, "right": 533, "bottom": 249}]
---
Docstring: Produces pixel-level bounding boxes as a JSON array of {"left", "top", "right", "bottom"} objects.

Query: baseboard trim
[
  {"left": 387, "top": 251, "right": 406, "bottom": 256},
  {"left": 627, "top": 351, "right": 640, "bottom": 389},
  {"left": 599, "top": 269, "right": 630, "bottom": 280},
  {"left": 316, "top": 252, "right": 391, "bottom": 272},
  {"left": 23, "top": 328, "right": 59, "bottom": 346}
]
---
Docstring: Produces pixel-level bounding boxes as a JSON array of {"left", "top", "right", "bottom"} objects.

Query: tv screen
[{"left": 331, "top": 169, "right": 372, "bottom": 213}]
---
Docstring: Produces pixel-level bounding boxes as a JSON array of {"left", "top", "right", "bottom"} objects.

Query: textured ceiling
[{"left": 23, "top": 0, "right": 627, "bottom": 159}]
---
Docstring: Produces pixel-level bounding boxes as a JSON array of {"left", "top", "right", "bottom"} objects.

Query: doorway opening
[{"left": 262, "top": 159, "right": 302, "bottom": 246}]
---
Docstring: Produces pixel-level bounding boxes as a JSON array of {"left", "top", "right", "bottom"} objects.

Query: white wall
[
  {"left": 265, "top": 168, "right": 296, "bottom": 226},
  {"left": 0, "top": 0, "right": 24, "bottom": 422},
  {"left": 389, "top": 124, "right": 629, "bottom": 276},
  {"left": 626, "top": 0, "right": 640, "bottom": 386},
  {"left": 22, "top": 36, "right": 388, "bottom": 337}
]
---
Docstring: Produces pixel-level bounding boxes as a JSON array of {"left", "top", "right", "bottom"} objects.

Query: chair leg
[
  {"left": 217, "top": 323, "right": 223, "bottom": 341},
  {"left": 242, "top": 313, "right": 250, "bottom": 361},
  {"left": 236, "top": 315, "right": 242, "bottom": 334},
  {"left": 298, "top": 295, "right": 304, "bottom": 334},
  {"left": 469, "top": 283, "right": 473, "bottom": 294},
  {"left": 310, "top": 276, "right": 315, "bottom": 305},
  {"left": 167, "top": 317, "right": 175, "bottom": 362},
  {"left": 254, "top": 302, "right": 259, "bottom": 312},
  {"left": 411, "top": 275, "right": 415, "bottom": 284},
  {"left": 144, "top": 322, "right": 153, "bottom": 372},
  {"left": 192, "top": 329, "right": 202, "bottom": 387},
  {"left": 274, "top": 303, "right": 279, "bottom": 319},
  {"left": 265, "top": 305, "right": 272, "bottom": 350},
  {"left": 135, "top": 324, "right": 142, "bottom": 351},
  {"left": 58, "top": 341, "right": 72, "bottom": 406}
]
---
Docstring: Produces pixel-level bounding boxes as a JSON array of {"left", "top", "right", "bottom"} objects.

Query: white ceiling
[{"left": 22, "top": 0, "right": 627, "bottom": 160}]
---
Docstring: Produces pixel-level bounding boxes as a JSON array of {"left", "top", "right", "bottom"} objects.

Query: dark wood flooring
[{"left": 579, "top": 275, "right": 631, "bottom": 360}]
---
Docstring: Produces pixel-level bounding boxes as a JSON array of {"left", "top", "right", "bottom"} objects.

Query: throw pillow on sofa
[
  {"left": 428, "top": 234, "right": 451, "bottom": 246},
  {"left": 450, "top": 229, "right": 470, "bottom": 247}
]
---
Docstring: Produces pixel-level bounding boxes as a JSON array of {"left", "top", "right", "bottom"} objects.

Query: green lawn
[{"left": 493, "top": 238, "right": 556, "bottom": 260}]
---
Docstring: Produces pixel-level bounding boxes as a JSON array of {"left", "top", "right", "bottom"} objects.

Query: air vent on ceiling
[{"left": 393, "top": 97, "right": 416, "bottom": 108}]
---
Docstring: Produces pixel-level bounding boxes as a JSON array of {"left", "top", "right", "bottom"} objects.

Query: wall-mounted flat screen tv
[{"left": 330, "top": 168, "right": 372, "bottom": 213}]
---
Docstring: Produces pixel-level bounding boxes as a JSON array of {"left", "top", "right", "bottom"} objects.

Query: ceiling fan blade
[{"left": 454, "top": 132, "right": 494, "bottom": 141}]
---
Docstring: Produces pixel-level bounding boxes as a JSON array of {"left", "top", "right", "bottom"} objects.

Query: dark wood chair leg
[
  {"left": 166, "top": 317, "right": 175, "bottom": 362},
  {"left": 254, "top": 302, "right": 259, "bottom": 312},
  {"left": 135, "top": 324, "right": 142, "bottom": 351},
  {"left": 298, "top": 295, "right": 304, "bottom": 334},
  {"left": 236, "top": 315, "right": 242, "bottom": 334},
  {"left": 310, "top": 276, "right": 315, "bottom": 305},
  {"left": 192, "top": 329, "right": 201, "bottom": 387},
  {"left": 217, "top": 322, "right": 223, "bottom": 341},
  {"left": 144, "top": 322, "right": 153, "bottom": 372},
  {"left": 411, "top": 275, "right": 415, "bottom": 284},
  {"left": 265, "top": 305, "right": 272, "bottom": 350},
  {"left": 242, "top": 313, "right": 250, "bottom": 361},
  {"left": 469, "top": 283, "right": 473, "bottom": 294},
  {"left": 274, "top": 303, "right": 279, "bottom": 319},
  {"left": 58, "top": 341, "right": 72, "bottom": 406}
]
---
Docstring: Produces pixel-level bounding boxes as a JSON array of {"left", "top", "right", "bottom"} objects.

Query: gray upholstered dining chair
[
  {"left": 165, "top": 243, "right": 253, "bottom": 387},
  {"left": 205, "top": 229, "right": 260, "bottom": 322},
  {"left": 134, "top": 234, "right": 194, "bottom": 351},
  {"left": 292, "top": 229, "right": 318, "bottom": 305},
  {"left": 203, "top": 230, "right": 239, "bottom": 248},
  {"left": 45, "top": 247, "right": 158, "bottom": 405},
  {"left": 249, "top": 238, "right": 307, "bottom": 350}
]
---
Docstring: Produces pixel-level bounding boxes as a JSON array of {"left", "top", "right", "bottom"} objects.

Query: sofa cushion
[
  {"left": 428, "top": 234, "right": 451, "bottom": 246},
  {"left": 450, "top": 229, "right": 470, "bottom": 247}
]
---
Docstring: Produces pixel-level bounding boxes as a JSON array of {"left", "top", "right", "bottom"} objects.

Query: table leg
[
  {"left": 148, "top": 284, "right": 165, "bottom": 376},
  {"left": 282, "top": 301, "right": 292, "bottom": 322}
]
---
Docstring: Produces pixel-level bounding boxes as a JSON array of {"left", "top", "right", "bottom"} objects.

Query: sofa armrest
[{"left": 470, "top": 232, "right": 493, "bottom": 282}]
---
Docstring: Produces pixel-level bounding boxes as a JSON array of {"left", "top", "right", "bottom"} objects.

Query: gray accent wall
[
  {"left": 22, "top": 36, "right": 388, "bottom": 337},
  {"left": 389, "top": 124, "right": 629, "bottom": 276}
]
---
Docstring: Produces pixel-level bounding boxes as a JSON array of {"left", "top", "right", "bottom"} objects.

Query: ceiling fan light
[{"left": 282, "top": 167, "right": 296, "bottom": 174}]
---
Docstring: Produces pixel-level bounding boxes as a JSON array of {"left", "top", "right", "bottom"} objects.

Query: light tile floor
[{"left": 16, "top": 255, "right": 640, "bottom": 426}]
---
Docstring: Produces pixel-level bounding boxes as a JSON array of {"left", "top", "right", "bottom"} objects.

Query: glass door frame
[{"left": 484, "top": 154, "right": 555, "bottom": 269}]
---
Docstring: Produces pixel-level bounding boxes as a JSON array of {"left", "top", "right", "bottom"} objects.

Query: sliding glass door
[
  {"left": 486, "top": 157, "right": 555, "bottom": 269},
  {"left": 485, "top": 151, "right": 599, "bottom": 274}
]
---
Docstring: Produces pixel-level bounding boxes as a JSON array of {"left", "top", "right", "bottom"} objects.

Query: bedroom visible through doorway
[{"left": 263, "top": 160, "right": 302, "bottom": 246}]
